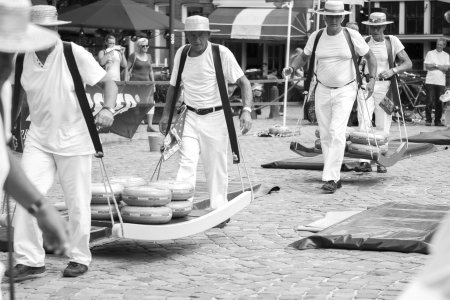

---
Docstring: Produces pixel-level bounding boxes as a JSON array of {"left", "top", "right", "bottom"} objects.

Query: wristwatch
[
  {"left": 243, "top": 107, "right": 252, "bottom": 113},
  {"left": 102, "top": 106, "right": 115, "bottom": 114},
  {"left": 27, "top": 200, "right": 43, "bottom": 215}
]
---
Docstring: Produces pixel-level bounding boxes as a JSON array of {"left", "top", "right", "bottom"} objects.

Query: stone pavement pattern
[{"left": 2, "top": 106, "right": 449, "bottom": 299}]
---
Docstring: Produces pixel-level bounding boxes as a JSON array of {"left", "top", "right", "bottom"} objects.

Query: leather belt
[
  {"left": 317, "top": 79, "right": 355, "bottom": 89},
  {"left": 186, "top": 105, "right": 223, "bottom": 115}
]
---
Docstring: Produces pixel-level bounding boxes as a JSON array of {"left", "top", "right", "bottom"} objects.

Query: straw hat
[
  {"left": 0, "top": 0, "right": 59, "bottom": 53},
  {"left": 362, "top": 12, "right": 394, "bottom": 26},
  {"left": 316, "top": 1, "right": 351, "bottom": 16},
  {"left": 174, "top": 15, "right": 220, "bottom": 32},
  {"left": 31, "top": 5, "right": 71, "bottom": 26}
]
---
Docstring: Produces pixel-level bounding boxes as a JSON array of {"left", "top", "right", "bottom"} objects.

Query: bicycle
[{"left": 397, "top": 72, "right": 427, "bottom": 122}]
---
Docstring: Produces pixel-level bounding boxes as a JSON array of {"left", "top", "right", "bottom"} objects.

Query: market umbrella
[{"left": 59, "top": 0, "right": 184, "bottom": 30}]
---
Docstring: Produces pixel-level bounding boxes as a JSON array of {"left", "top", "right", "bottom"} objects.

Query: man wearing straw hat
[
  {"left": 355, "top": 12, "right": 412, "bottom": 174},
  {"left": 0, "top": 0, "right": 69, "bottom": 283},
  {"left": 6, "top": 5, "right": 118, "bottom": 278},
  {"left": 159, "top": 15, "right": 252, "bottom": 217},
  {"left": 284, "top": 0, "right": 377, "bottom": 193}
]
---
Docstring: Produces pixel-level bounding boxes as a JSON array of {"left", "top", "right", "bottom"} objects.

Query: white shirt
[
  {"left": 21, "top": 40, "right": 106, "bottom": 156},
  {"left": 0, "top": 81, "right": 12, "bottom": 192},
  {"left": 364, "top": 35, "right": 404, "bottom": 76},
  {"left": 425, "top": 49, "right": 450, "bottom": 86},
  {"left": 103, "top": 49, "right": 122, "bottom": 81},
  {"left": 304, "top": 28, "right": 369, "bottom": 88},
  {"left": 170, "top": 42, "right": 244, "bottom": 108}
]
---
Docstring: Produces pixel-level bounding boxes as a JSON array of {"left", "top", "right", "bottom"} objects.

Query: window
[
  {"left": 405, "top": 1, "right": 423, "bottom": 34},
  {"left": 154, "top": 4, "right": 169, "bottom": 67},
  {"left": 431, "top": 1, "right": 450, "bottom": 34},
  {"left": 378, "top": 2, "right": 399, "bottom": 35},
  {"left": 223, "top": 42, "right": 242, "bottom": 66},
  {"left": 187, "top": 6, "right": 204, "bottom": 17},
  {"left": 267, "top": 44, "right": 285, "bottom": 74},
  {"left": 403, "top": 43, "right": 423, "bottom": 70}
]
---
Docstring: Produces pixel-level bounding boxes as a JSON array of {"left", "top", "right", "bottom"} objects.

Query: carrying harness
[
  {"left": 304, "top": 28, "right": 362, "bottom": 93},
  {"left": 165, "top": 43, "right": 241, "bottom": 164},
  {"left": 12, "top": 42, "right": 124, "bottom": 234},
  {"left": 13, "top": 42, "right": 104, "bottom": 157}
]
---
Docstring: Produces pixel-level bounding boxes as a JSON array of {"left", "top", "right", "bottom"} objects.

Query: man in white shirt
[
  {"left": 355, "top": 12, "right": 412, "bottom": 173},
  {"left": 424, "top": 38, "right": 450, "bottom": 126},
  {"left": 159, "top": 16, "right": 252, "bottom": 221},
  {"left": 6, "top": 5, "right": 118, "bottom": 279},
  {"left": 284, "top": 1, "right": 377, "bottom": 193},
  {"left": 0, "top": 0, "right": 69, "bottom": 284}
]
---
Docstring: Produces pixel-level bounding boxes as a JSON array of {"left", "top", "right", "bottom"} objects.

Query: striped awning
[{"left": 209, "top": 8, "right": 308, "bottom": 41}]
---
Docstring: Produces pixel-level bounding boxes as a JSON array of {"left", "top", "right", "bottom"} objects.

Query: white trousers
[
  {"left": 357, "top": 81, "right": 391, "bottom": 164},
  {"left": 357, "top": 81, "right": 392, "bottom": 134},
  {"left": 315, "top": 82, "right": 357, "bottom": 182},
  {"left": 398, "top": 211, "right": 450, "bottom": 300},
  {"left": 14, "top": 143, "right": 92, "bottom": 267},
  {"left": 176, "top": 110, "right": 229, "bottom": 209}
]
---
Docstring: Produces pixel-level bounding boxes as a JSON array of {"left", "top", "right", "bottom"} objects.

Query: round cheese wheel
[
  {"left": 91, "top": 204, "right": 119, "bottom": 220},
  {"left": 0, "top": 214, "right": 9, "bottom": 227},
  {"left": 122, "top": 186, "right": 172, "bottom": 207},
  {"left": 109, "top": 176, "right": 147, "bottom": 188},
  {"left": 349, "top": 131, "right": 388, "bottom": 146},
  {"left": 166, "top": 200, "right": 193, "bottom": 218},
  {"left": 347, "top": 142, "right": 388, "bottom": 156},
  {"left": 121, "top": 206, "right": 172, "bottom": 224},
  {"left": 314, "top": 138, "right": 321, "bottom": 150},
  {"left": 91, "top": 182, "right": 124, "bottom": 204},
  {"left": 315, "top": 129, "right": 320, "bottom": 139},
  {"left": 316, "top": 127, "right": 354, "bottom": 140},
  {"left": 269, "top": 125, "right": 292, "bottom": 136},
  {"left": 148, "top": 180, "right": 194, "bottom": 200}
]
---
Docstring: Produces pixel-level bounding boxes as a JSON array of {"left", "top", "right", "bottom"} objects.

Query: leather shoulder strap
[
  {"left": 165, "top": 45, "right": 190, "bottom": 135},
  {"left": 304, "top": 29, "right": 324, "bottom": 93},
  {"left": 358, "top": 36, "right": 371, "bottom": 65},
  {"left": 385, "top": 36, "right": 401, "bottom": 107},
  {"left": 0, "top": 96, "right": 4, "bottom": 132},
  {"left": 343, "top": 28, "right": 362, "bottom": 87},
  {"left": 212, "top": 43, "right": 240, "bottom": 164},
  {"left": 63, "top": 42, "right": 104, "bottom": 157},
  {"left": 12, "top": 54, "right": 25, "bottom": 128}
]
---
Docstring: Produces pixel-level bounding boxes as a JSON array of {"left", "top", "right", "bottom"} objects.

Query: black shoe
[
  {"left": 425, "top": 121, "right": 432, "bottom": 126},
  {"left": 377, "top": 165, "right": 387, "bottom": 173},
  {"left": 321, "top": 180, "right": 342, "bottom": 193},
  {"left": 213, "top": 218, "right": 230, "bottom": 229},
  {"left": 5, "top": 264, "right": 46, "bottom": 280},
  {"left": 435, "top": 122, "right": 445, "bottom": 127},
  {"left": 63, "top": 262, "right": 88, "bottom": 277},
  {"left": 354, "top": 162, "right": 372, "bottom": 172}
]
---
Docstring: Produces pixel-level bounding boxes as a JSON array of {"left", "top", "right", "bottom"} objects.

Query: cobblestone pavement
[{"left": 2, "top": 106, "right": 449, "bottom": 299}]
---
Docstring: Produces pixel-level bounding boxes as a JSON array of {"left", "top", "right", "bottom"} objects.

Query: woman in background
[
  {"left": 98, "top": 34, "right": 127, "bottom": 81},
  {"left": 127, "top": 37, "right": 156, "bottom": 131}
]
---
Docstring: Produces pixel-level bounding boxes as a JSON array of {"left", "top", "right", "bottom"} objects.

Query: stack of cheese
[
  {"left": 91, "top": 176, "right": 147, "bottom": 221},
  {"left": 314, "top": 127, "right": 358, "bottom": 152},
  {"left": 314, "top": 129, "right": 321, "bottom": 150},
  {"left": 90, "top": 182, "right": 124, "bottom": 220},
  {"left": 149, "top": 180, "right": 194, "bottom": 218},
  {"left": 347, "top": 131, "right": 389, "bottom": 156},
  {"left": 121, "top": 185, "right": 173, "bottom": 224}
]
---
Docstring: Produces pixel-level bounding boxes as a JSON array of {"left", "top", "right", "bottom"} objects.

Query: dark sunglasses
[{"left": 141, "top": 45, "right": 149, "bottom": 48}]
